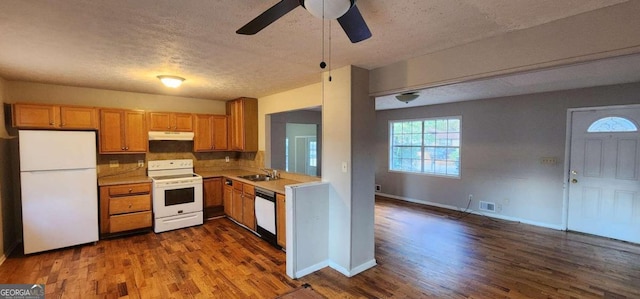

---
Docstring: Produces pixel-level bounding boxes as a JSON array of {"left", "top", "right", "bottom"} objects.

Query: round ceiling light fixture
[
  {"left": 303, "top": 0, "right": 355, "bottom": 20},
  {"left": 157, "top": 75, "right": 185, "bottom": 88},
  {"left": 396, "top": 92, "right": 419, "bottom": 104}
]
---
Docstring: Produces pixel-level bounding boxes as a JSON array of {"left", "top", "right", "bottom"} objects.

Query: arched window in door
[{"left": 587, "top": 116, "right": 638, "bottom": 133}]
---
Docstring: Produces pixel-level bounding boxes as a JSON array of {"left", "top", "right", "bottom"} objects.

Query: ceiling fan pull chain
[{"left": 328, "top": 20, "right": 332, "bottom": 81}]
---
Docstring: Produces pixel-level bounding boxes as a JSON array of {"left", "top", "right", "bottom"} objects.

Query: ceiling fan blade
[
  {"left": 236, "top": 0, "right": 301, "bottom": 35},
  {"left": 337, "top": 5, "right": 371, "bottom": 43}
]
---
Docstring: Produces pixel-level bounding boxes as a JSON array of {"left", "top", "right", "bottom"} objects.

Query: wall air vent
[{"left": 479, "top": 201, "right": 496, "bottom": 212}]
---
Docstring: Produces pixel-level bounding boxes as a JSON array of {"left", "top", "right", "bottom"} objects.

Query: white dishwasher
[{"left": 254, "top": 187, "right": 279, "bottom": 248}]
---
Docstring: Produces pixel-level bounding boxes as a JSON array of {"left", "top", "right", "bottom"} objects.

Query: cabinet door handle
[
  {"left": 173, "top": 126, "right": 177, "bottom": 129},
  {"left": 167, "top": 126, "right": 171, "bottom": 129},
  {"left": 128, "top": 188, "right": 132, "bottom": 193},
  {"left": 49, "top": 122, "right": 54, "bottom": 125},
  {"left": 125, "top": 147, "right": 129, "bottom": 150},
  {"left": 121, "top": 147, "right": 125, "bottom": 150},
  {"left": 128, "top": 203, "right": 133, "bottom": 208}
]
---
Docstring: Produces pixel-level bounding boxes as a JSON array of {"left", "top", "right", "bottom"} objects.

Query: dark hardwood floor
[{"left": 2, "top": 196, "right": 639, "bottom": 298}]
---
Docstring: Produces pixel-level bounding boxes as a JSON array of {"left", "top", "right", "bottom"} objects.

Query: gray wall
[
  {"left": 270, "top": 110, "right": 322, "bottom": 175},
  {"left": 375, "top": 82, "right": 640, "bottom": 228}
]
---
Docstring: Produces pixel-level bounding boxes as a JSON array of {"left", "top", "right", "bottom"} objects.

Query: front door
[{"left": 567, "top": 106, "right": 640, "bottom": 243}]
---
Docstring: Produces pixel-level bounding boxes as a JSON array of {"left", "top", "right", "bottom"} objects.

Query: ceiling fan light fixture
[
  {"left": 157, "top": 75, "right": 185, "bottom": 88},
  {"left": 396, "top": 92, "right": 419, "bottom": 103},
  {"left": 304, "top": 0, "right": 354, "bottom": 20}
]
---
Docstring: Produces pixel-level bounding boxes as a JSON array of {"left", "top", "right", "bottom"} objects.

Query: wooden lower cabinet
[
  {"left": 99, "top": 182, "right": 152, "bottom": 236},
  {"left": 276, "top": 193, "right": 286, "bottom": 248},
  {"left": 232, "top": 182, "right": 244, "bottom": 222},
  {"left": 223, "top": 178, "right": 257, "bottom": 232},
  {"left": 203, "top": 177, "right": 223, "bottom": 218},
  {"left": 223, "top": 183, "right": 233, "bottom": 216},
  {"left": 242, "top": 184, "right": 255, "bottom": 230}
]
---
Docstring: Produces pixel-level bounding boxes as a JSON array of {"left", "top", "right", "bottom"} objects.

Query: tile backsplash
[{"left": 96, "top": 141, "right": 265, "bottom": 178}]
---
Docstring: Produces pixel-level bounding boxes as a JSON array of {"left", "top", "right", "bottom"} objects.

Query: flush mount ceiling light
[
  {"left": 157, "top": 75, "right": 185, "bottom": 88},
  {"left": 396, "top": 92, "right": 419, "bottom": 104},
  {"left": 304, "top": 0, "right": 354, "bottom": 20}
]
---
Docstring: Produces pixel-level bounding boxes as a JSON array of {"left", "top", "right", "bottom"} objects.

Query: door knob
[{"left": 571, "top": 179, "right": 578, "bottom": 184}]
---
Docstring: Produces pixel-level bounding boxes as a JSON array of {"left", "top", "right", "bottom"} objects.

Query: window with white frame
[{"left": 389, "top": 116, "right": 461, "bottom": 177}]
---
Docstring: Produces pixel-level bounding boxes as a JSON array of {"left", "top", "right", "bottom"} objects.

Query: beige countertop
[
  {"left": 97, "top": 169, "right": 309, "bottom": 194},
  {"left": 98, "top": 175, "right": 152, "bottom": 186},
  {"left": 197, "top": 168, "right": 303, "bottom": 194}
]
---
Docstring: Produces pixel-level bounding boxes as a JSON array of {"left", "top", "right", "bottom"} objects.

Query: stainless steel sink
[{"left": 237, "top": 174, "right": 275, "bottom": 182}]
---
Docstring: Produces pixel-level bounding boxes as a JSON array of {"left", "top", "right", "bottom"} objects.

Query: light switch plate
[
  {"left": 225, "top": 156, "right": 230, "bottom": 163},
  {"left": 137, "top": 160, "right": 144, "bottom": 167},
  {"left": 341, "top": 162, "right": 348, "bottom": 173}
]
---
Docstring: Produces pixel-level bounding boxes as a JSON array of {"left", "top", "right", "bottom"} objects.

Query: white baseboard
[
  {"left": 328, "top": 261, "right": 350, "bottom": 277},
  {"left": 349, "top": 259, "right": 377, "bottom": 277},
  {"left": 377, "top": 192, "right": 564, "bottom": 231},
  {"left": 294, "top": 260, "right": 329, "bottom": 279},
  {"left": 328, "top": 259, "right": 377, "bottom": 277}
]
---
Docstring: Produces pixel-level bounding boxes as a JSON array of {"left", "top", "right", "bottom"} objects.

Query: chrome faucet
[
  {"left": 261, "top": 168, "right": 274, "bottom": 178},
  {"left": 261, "top": 168, "right": 280, "bottom": 180}
]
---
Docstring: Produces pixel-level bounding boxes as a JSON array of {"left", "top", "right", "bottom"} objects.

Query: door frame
[{"left": 562, "top": 103, "right": 640, "bottom": 230}]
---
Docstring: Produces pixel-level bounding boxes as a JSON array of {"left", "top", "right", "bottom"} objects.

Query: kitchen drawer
[
  {"left": 109, "top": 194, "right": 151, "bottom": 215},
  {"left": 233, "top": 180, "right": 243, "bottom": 191},
  {"left": 109, "top": 183, "right": 151, "bottom": 196},
  {"left": 109, "top": 211, "right": 152, "bottom": 233},
  {"left": 243, "top": 184, "right": 255, "bottom": 196}
]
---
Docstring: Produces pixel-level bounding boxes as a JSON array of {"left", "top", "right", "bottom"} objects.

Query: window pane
[
  {"left": 424, "top": 133, "right": 436, "bottom": 146},
  {"left": 436, "top": 119, "right": 448, "bottom": 132},
  {"left": 587, "top": 117, "right": 638, "bottom": 132},
  {"left": 448, "top": 119, "right": 460, "bottom": 132},
  {"left": 424, "top": 120, "right": 436, "bottom": 133},
  {"left": 390, "top": 117, "right": 461, "bottom": 178}
]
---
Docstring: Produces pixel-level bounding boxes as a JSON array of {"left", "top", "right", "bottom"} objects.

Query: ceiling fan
[{"left": 236, "top": 0, "right": 372, "bottom": 43}]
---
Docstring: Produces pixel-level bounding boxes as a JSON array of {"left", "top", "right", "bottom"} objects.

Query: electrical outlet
[
  {"left": 468, "top": 194, "right": 473, "bottom": 201},
  {"left": 375, "top": 184, "right": 381, "bottom": 192},
  {"left": 137, "top": 160, "right": 144, "bottom": 168},
  {"left": 109, "top": 160, "right": 119, "bottom": 168},
  {"left": 225, "top": 156, "right": 230, "bottom": 163}
]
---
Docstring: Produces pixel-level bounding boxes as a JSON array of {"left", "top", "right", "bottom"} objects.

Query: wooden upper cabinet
[
  {"left": 226, "top": 97, "right": 257, "bottom": 152},
  {"left": 59, "top": 106, "right": 98, "bottom": 129},
  {"left": 13, "top": 103, "right": 97, "bottom": 129},
  {"left": 99, "top": 109, "right": 147, "bottom": 154},
  {"left": 194, "top": 114, "right": 228, "bottom": 152},
  {"left": 147, "top": 112, "right": 193, "bottom": 132}
]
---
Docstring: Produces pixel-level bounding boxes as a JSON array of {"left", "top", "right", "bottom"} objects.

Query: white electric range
[{"left": 148, "top": 159, "right": 203, "bottom": 233}]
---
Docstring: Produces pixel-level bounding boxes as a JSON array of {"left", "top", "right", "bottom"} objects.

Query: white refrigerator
[{"left": 19, "top": 130, "right": 99, "bottom": 254}]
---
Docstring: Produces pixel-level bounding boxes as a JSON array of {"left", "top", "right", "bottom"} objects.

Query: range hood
[{"left": 148, "top": 131, "right": 194, "bottom": 141}]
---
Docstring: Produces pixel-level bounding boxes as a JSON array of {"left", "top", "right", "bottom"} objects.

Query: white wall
[
  {"left": 375, "top": 82, "right": 640, "bottom": 229},
  {"left": 258, "top": 83, "right": 322, "bottom": 152},
  {"left": 261, "top": 66, "right": 376, "bottom": 276},
  {"left": 6, "top": 81, "right": 226, "bottom": 114},
  {"left": 370, "top": 1, "right": 640, "bottom": 96},
  {"left": 322, "top": 66, "right": 353, "bottom": 271}
]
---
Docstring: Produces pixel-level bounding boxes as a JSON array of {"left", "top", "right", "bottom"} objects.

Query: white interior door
[{"left": 568, "top": 107, "right": 640, "bottom": 243}]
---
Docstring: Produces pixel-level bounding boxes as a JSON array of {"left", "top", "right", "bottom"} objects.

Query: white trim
[
  {"left": 349, "top": 259, "right": 377, "bottom": 277},
  {"left": 562, "top": 103, "right": 640, "bottom": 230},
  {"left": 294, "top": 260, "right": 329, "bottom": 279},
  {"left": 378, "top": 193, "right": 565, "bottom": 231},
  {"left": 328, "top": 261, "right": 350, "bottom": 277}
]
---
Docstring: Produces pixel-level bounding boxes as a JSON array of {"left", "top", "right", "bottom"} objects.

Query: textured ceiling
[
  {"left": 0, "top": 0, "right": 628, "bottom": 101},
  {"left": 375, "top": 53, "right": 640, "bottom": 110}
]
